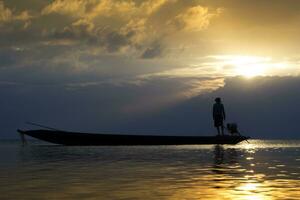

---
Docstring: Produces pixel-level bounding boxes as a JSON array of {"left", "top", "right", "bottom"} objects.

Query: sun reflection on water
[
  {"left": 0, "top": 140, "right": 300, "bottom": 199},
  {"left": 168, "top": 143, "right": 300, "bottom": 200}
]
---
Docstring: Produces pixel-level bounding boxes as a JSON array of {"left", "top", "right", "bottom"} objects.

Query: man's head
[{"left": 215, "top": 97, "right": 221, "bottom": 103}]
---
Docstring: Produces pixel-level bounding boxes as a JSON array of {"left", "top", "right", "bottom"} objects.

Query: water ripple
[{"left": 0, "top": 140, "right": 299, "bottom": 199}]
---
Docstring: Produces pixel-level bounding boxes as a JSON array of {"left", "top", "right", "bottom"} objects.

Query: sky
[{"left": 1, "top": 0, "right": 300, "bottom": 139}]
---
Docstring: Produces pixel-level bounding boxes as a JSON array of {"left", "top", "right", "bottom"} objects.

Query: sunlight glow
[
  {"left": 235, "top": 63, "right": 265, "bottom": 78},
  {"left": 217, "top": 55, "right": 271, "bottom": 78},
  {"left": 237, "top": 183, "right": 259, "bottom": 191},
  {"left": 207, "top": 55, "right": 294, "bottom": 78},
  {"left": 141, "top": 55, "right": 297, "bottom": 84},
  {"left": 235, "top": 182, "right": 271, "bottom": 200}
]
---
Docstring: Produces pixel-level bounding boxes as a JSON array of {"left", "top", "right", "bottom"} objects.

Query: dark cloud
[
  {"left": 0, "top": 48, "right": 22, "bottom": 68},
  {"left": 120, "top": 76, "right": 300, "bottom": 139},
  {"left": 1, "top": 76, "right": 300, "bottom": 139},
  {"left": 141, "top": 43, "right": 163, "bottom": 59},
  {"left": 104, "top": 32, "right": 129, "bottom": 52},
  {"left": 0, "top": 76, "right": 217, "bottom": 138}
]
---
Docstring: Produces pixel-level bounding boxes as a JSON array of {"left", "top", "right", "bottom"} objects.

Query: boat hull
[{"left": 18, "top": 129, "right": 249, "bottom": 145}]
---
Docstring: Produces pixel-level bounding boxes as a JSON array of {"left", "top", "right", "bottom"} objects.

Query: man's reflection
[{"left": 212, "top": 145, "right": 239, "bottom": 174}]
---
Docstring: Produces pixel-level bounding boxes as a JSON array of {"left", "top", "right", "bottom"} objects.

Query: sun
[
  {"left": 235, "top": 63, "right": 265, "bottom": 78},
  {"left": 213, "top": 55, "right": 271, "bottom": 78},
  {"left": 230, "top": 56, "right": 270, "bottom": 78}
]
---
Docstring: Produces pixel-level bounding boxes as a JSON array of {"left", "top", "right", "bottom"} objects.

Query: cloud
[
  {"left": 0, "top": 1, "right": 32, "bottom": 27},
  {"left": 0, "top": 48, "right": 23, "bottom": 68},
  {"left": 2, "top": 75, "right": 299, "bottom": 139},
  {"left": 38, "top": 0, "right": 221, "bottom": 57},
  {"left": 41, "top": 0, "right": 88, "bottom": 16},
  {"left": 0, "top": 0, "right": 227, "bottom": 90},
  {"left": 3, "top": 0, "right": 300, "bottom": 59},
  {"left": 39, "top": 0, "right": 152, "bottom": 54},
  {"left": 0, "top": 1, "right": 11, "bottom": 23},
  {"left": 121, "top": 76, "right": 300, "bottom": 138},
  {"left": 170, "top": 6, "right": 222, "bottom": 32},
  {"left": 121, "top": 76, "right": 224, "bottom": 113},
  {"left": 141, "top": 43, "right": 163, "bottom": 59},
  {"left": 0, "top": 73, "right": 224, "bottom": 138}
]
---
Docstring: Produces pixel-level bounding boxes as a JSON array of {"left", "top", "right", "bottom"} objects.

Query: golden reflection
[
  {"left": 3, "top": 142, "right": 300, "bottom": 200},
  {"left": 238, "top": 142, "right": 256, "bottom": 150},
  {"left": 168, "top": 145, "right": 300, "bottom": 200},
  {"left": 234, "top": 181, "right": 273, "bottom": 200},
  {"left": 168, "top": 178, "right": 300, "bottom": 200},
  {"left": 236, "top": 182, "right": 259, "bottom": 191}
]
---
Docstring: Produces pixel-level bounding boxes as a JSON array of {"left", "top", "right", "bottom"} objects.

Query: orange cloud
[
  {"left": 171, "top": 6, "right": 223, "bottom": 32},
  {"left": 41, "top": 0, "right": 88, "bottom": 16},
  {"left": 0, "top": 1, "right": 33, "bottom": 29},
  {"left": 0, "top": 1, "right": 12, "bottom": 23}
]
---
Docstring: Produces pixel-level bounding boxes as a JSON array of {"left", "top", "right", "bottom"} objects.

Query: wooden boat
[{"left": 17, "top": 129, "right": 249, "bottom": 145}]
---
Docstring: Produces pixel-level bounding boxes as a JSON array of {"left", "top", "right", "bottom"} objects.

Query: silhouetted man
[{"left": 213, "top": 97, "right": 226, "bottom": 136}]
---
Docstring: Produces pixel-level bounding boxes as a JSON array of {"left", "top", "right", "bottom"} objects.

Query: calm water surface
[{"left": 0, "top": 139, "right": 300, "bottom": 200}]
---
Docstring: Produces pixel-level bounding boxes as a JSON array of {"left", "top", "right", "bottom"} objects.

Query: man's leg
[
  {"left": 216, "top": 126, "right": 220, "bottom": 136},
  {"left": 221, "top": 125, "right": 224, "bottom": 136}
]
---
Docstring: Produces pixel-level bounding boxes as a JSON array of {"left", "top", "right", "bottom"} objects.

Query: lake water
[{"left": 0, "top": 140, "right": 300, "bottom": 200}]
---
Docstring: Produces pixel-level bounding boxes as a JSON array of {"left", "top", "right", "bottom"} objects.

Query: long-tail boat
[{"left": 18, "top": 129, "right": 249, "bottom": 146}]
